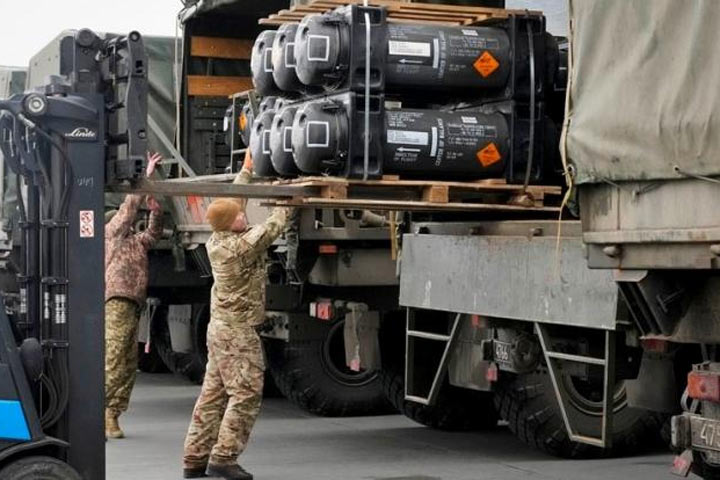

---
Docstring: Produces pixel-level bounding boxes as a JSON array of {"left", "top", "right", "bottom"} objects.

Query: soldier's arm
[
  {"left": 138, "top": 207, "right": 163, "bottom": 248},
  {"left": 106, "top": 194, "right": 142, "bottom": 239},
  {"left": 237, "top": 207, "right": 294, "bottom": 260},
  {"left": 231, "top": 150, "right": 253, "bottom": 211}
]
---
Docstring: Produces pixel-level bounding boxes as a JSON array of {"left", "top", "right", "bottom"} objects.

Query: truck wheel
[
  {"left": 0, "top": 456, "right": 81, "bottom": 480},
  {"left": 494, "top": 368, "right": 664, "bottom": 458},
  {"left": 137, "top": 342, "right": 170, "bottom": 373},
  {"left": 379, "top": 359, "right": 498, "bottom": 431},
  {"left": 265, "top": 320, "right": 391, "bottom": 416},
  {"left": 692, "top": 453, "right": 720, "bottom": 480},
  {"left": 153, "top": 305, "right": 207, "bottom": 385}
]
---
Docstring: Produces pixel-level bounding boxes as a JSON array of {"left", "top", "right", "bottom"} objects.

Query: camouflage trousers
[
  {"left": 105, "top": 297, "right": 140, "bottom": 415},
  {"left": 183, "top": 320, "right": 265, "bottom": 468}
]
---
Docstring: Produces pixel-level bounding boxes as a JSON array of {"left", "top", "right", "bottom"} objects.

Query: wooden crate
[{"left": 259, "top": 0, "right": 541, "bottom": 26}]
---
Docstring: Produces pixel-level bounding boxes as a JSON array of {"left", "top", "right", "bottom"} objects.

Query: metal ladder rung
[
  {"left": 407, "top": 330, "right": 451, "bottom": 341},
  {"left": 535, "top": 323, "right": 615, "bottom": 450},
  {"left": 404, "top": 395, "right": 432, "bottom": 406},
  {"left": 545, "top": 351, "right": 607, "bottom": 366},
  {"left": 569, "top": 434, "right": 606, "bottom": 448},
  {"left": 405, "top": 313, "right": 462, "bottom": 406}
]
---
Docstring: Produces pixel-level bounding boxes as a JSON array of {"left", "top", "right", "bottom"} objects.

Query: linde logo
[{"left": 64, "top": 127, "right": 97, "bottom": 140}]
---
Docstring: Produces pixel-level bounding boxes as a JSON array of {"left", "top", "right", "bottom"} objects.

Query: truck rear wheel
[
  {"left": 692, "top": 453, "right": 720, "bottom": 480},
  {"left": 494, "top": 368, "right": 663, "bottom": 458},
  {"left": 137, "top": 342, "right": 170, "bottom": 374},
  {"left": 153, "top": 305, "right": 206, "bottom": 385},
  {"left": 265, "top": 319, "right": 391, "bottom": 416},
  {"left": 0, "top": 456, "right": 81, "bottom": 480},
  {"left": 380, "top": 359, "right": 497, "bottom": 430}
]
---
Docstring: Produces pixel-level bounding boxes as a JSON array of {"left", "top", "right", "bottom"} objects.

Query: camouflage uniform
[
  {"left": 183, "top": 169, "right": 292, "bottom": 469},
  {"left": 105, "top": 194, "right": 162, "bottom": 415}
]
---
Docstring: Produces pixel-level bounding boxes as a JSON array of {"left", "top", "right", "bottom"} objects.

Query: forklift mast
[{"left": 0, "top": 29, "right": 147, "bottom": 480}]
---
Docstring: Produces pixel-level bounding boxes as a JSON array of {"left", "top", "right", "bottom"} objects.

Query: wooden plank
[
  {"left": 320, "top": 182, "right": 349, "bottom": 199},
  {"left": 422, "top": 185, "right": 450, "bottom": 203},
  {"left": 261, "top": 0, "right": 542, "bottom": 26},
  {"left": 108, "top": 179, "right": 318, "bottom": 199},
  {"left": 280, "top": 176, "right": 562, "bottom": 196},
  {"left": 268, "top": 197, "right": 559, "bottom": 213},
  {"left": 191, "top": 36, "right": 254, "bottom": 60},
  {"left": 187, "top": 75, "right": 254, "bottom": 97}
]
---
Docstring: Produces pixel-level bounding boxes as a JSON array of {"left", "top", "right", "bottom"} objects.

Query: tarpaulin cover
[{"left": 564, "top": 0, "right": 720, "bottom": 184}]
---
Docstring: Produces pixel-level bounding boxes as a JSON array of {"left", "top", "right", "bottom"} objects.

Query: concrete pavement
[{"left": 107, "top": 373, "right": 679, "bottom": 480}]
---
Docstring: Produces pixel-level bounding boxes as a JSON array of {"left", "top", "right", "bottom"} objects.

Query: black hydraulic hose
[
  {"left": 32, "top": 126, "right": 73, "bottom": 219},
  {"left": 15, "top": 174, "right": 26, "bottom": 224},
  {"left": 43, "top": 356, "right": 70, "bottom": 429},
  {"left": 39, "top": 373, "right": 59, "bottom": 427}
]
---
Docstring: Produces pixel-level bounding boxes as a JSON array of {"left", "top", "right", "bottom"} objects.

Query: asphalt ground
[{"left": 107, "top": 373, "right": 680, "bottom": 480}]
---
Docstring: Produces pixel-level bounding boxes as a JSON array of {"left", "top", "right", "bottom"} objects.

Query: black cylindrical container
[
  {"left": 249, "top": 109, "right": 279, "bottom": 177},
  {"left": 292, "top": 99, "right": 510, "bottom": 179},
  {"left": 270, "top": 105, "right": 301, "bottom": 176},
  {"left": 295, "top": 13, "right": 513, "bottom": 93},
  {"left": 292, "top": 100, "right": 349, "bottom": 174},
  {"left": 294, "top": 14, "right": 347, "bottom": 88},
  {"left": 251, "top": 30, "right": 281, "bottom": 96},
  {"left": 383, "top": 24, "right": 512, "bottom": 90},
  {"left": 272, "top": 23, "right": 305, "bottom": 93},
  {"left": 382, "top": 108, "right": 509, "bottom": 178}
]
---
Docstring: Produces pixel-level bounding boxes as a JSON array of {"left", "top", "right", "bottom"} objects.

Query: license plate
[
  {"left": 691, "top": 416, "right": 720, "bottom": 452},
  {"left": 493, "top": 340, "right": 513, "bottom": 369}
]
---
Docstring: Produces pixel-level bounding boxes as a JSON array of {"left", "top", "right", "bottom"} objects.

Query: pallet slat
[
  {"left": 267, "top": 197, "right": 559, "bottom": 213},
  {"left": 191, "top": 36, "right": 254, "bottom": 60},
  {"left": 187, "top": 75, "right": 254, "bottom": 97},
  {"left": 259, "top": 0, "right": 542, "bottom": 26}
]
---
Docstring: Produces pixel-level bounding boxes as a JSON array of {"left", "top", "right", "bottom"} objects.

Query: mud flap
[{"left": 343, "top": 303, "right": 381, "bottom": 372}]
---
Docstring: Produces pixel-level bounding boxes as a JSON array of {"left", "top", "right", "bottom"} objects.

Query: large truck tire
[
  {"left": 153, "top": 305, "right": 206, "bottom": 385},
  {"left": 137, "top": 342, "right": 170, "bottom": 374},
  {"left": 494, "top": 368, "right": 664, "bottom": 458},
  {"left": 0, "top": 456, "right": 81, "bottom": 480},
  {"left": 379, "top": 360, "right": 498, "bottom": 431},
  {"left": 265, "top": 321, "right": 391, "bottom": 416}
]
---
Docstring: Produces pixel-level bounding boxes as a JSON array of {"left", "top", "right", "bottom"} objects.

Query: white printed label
[
  {"left": 307, "top": 35, "right": 330, "bottom": 62},
  {"left": 388, "top": 40, "right": 431, "bottom": 58},
  {"left": 306, "top": 121, "right": 330, "bottom": 148},
  {"left": 387, "top": 130, "right": 429, "bottom": 146},
  {"left": 283, "top": 127, "right": 293, "bottom": 152},
  {"left": 262, "top": 130, "right": 271, "bottom": 154},
  {"left": 462, "top": 29, "right": 479, "bottom": 37},
  {"left": 461, "top": 116, "right": 478, "bottom": 124},
  {"left": 263, "top": 49, "right": 273, "bottom": 72},
  {"left": 79, "top": 210, "right": 94, "bottom": 238}
]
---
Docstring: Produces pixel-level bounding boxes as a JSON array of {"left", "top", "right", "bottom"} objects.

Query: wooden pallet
[
  {"left": 266, "top": 176, "right": 561, "bottom": 213},
  {"left": 259, "top": 0, "right": 541, "bottom": 26}
]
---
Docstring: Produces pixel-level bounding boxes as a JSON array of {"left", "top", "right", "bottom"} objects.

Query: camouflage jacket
[
  {"left": 105, "top": 194, "right": 163, "bottom": 306},
  {"left": 207, "top": 169, "right": 292, "bottom": 327}
]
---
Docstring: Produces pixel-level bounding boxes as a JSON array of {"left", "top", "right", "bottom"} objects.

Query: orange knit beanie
[{"left": 206, "top": 198, "right": 242, "bottom": 232}]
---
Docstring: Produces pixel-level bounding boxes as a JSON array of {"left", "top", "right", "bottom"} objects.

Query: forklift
[{"left": 0, "top": 29, "right": 148, "bottom": 479}]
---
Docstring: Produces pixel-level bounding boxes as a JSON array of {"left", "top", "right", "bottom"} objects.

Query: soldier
[
  {"left": 105, "top": 152, "right": 163, "bottom": 439},
  {"left": 183, "top": 152, "right": 293, "bottom": 480}
]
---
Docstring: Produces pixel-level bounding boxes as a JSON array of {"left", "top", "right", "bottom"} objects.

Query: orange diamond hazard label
[
  {"left": 473, "top": 51, "right": 500, "bottom": 78},
  {"left": 477, "top": 143, "right": 502, "bottom": 167},
  {"left": 239, "top": 113, "right": 247, "bottom": 131}
]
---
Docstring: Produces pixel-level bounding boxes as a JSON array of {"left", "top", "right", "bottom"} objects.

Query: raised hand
[
  {"left": 242, "top": 150, "right": 253, "bottom": 172},
  {"left": 146, "top": 152, "right": 163, "bottom": 178}
]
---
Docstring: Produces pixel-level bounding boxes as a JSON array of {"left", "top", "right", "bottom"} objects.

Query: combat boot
[
  {"left": 183, "top": 465, "right": 208, "bottom": 478},
  {"left": 105, "top": 410, "right": 124, "bottom": 439},
  {"left": 205, "top": 463, "right": 253, "bottom": 480}
]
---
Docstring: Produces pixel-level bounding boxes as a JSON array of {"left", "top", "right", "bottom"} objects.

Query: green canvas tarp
[{"left": 564, "top": 0, "right": 720, "bottom": 184}]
